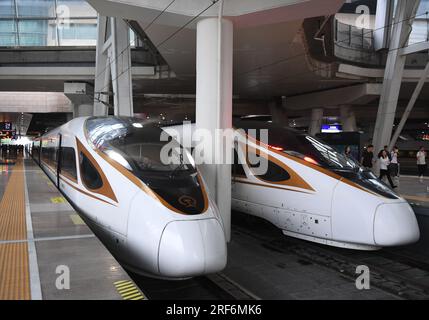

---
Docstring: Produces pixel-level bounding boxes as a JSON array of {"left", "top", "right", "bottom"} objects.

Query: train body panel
[{"left": 32, "top": 116, "right": 227, "bottom": 279}]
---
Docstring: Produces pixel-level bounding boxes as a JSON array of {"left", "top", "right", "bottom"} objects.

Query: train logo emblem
[{"left": 178, "top": 195, "right": 197, "bottom": 208}]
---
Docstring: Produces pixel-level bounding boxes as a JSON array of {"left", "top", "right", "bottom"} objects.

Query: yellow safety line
[
  {"left": 50, "top": 197, "right": 66, "bottom": 204},
  {"left": 70, "top": 214, "right": 85, "bottom": 226},
  {"left": 0, "top": 160, "right": 30, "bottom": 300},
  {"left": 114, "top": 280, "right": 145, "bottom": 300},
  {"left": 0, "top": 160, "right": 27, "bottom": 241},
  {"left": 116, "top": 283, "right": 134, "bottom": 290}
]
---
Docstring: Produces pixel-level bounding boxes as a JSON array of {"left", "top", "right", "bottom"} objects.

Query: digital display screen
[{"left": 321, "top": 124, "right": 342, "bottom": 133}]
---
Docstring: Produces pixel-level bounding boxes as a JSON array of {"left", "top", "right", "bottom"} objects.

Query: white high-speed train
[
  {"left": 231, "top": 119, "right": 420, "bottom": 250},
  {"left": 32, "top": 116, "right": 227, "bottom": 279}
]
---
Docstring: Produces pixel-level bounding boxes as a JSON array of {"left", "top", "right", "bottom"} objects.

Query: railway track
[
  {"left": 232, "top": 211, "right": 429, "bottom": 300},
  {"left": 128, "top": 270, "right": 259, "bottom": 300}
]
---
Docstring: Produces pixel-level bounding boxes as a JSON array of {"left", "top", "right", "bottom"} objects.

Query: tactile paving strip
[{"left": 0, "top": 160, "right": 30, "bottom": 300}]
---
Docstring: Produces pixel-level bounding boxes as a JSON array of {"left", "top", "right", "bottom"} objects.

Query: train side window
[
  {"left": 250, "top": 159, "right": 290, "bottom": 182},
  {"left": 232, "top": 150, "right": 246, "bottom": 177},
  {"left": 79, "top": 152, "right": 103, "bottom": 190},
  {"left": 60, "top": 147, "right": 77, "bottom": 180}
]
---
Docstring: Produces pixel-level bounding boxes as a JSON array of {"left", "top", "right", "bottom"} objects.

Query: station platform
[
  {"left": 0, "top": 157, "right": 145, "bottom": 300},
  {"left": 397, "top": 175, "right": 429, "bottom": 210}
]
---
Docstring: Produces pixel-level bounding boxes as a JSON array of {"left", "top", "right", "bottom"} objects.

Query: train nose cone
[
  {"left": 374, "top": 202, "right": 420, "bottom": 246},
  {"left": 158, "top": 218, "right": 227, "bottom": 278}
]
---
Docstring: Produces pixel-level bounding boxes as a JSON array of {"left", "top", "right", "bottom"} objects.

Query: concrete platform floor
[
  {"left": 397, "top": 175, "right": 429, "bottom": 209},
  {"left": 0, "top": 157, "right": 144, "bottom": 300}
]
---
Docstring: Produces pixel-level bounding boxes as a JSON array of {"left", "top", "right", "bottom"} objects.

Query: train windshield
[
  {"left": 85, "top": 117, "right": 207, "bottom": 214},
  {"left": 239, "top": 121, "right": 398, "bottom": 199},
  {"left": 247, "top": 126, "right": 359, "bottom": 171},
  {"left": 85, "top": 117, "right": 196, "bottom": 174}
]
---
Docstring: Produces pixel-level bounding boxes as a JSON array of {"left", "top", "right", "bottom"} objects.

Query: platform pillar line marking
[{"left": 0, "top": 160, "right": 31, "bottom": 300}]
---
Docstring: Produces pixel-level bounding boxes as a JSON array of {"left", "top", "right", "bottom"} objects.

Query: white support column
[
  {"left": 195, "top": 17, "right": 233, "bottom": 241},
  {"left": 309, "top": 108, "right": 324, "bottom": 136},
  {"left": 389, "top": 60, "right": 429, "bottom": 149},
  {"left": 340, "top": 105, "right": 357, "bottom": 132},
  {"left": 374, "top": 0, "right": 394, "bottom": 51},
  {"left": 111, "top": 18, "right": 134, "bottom": 117},
  {"left": 94, "top": 15, "right": 110, "bottom": 116},
  {"left": 270, "top": 96, "right": 288, "bottom": 125},
  {"left": 372, "top": 0, "right": 420, "bottom": 154},
  {"left": 94, "top": 16, "right": 133, "bottom": 117}
]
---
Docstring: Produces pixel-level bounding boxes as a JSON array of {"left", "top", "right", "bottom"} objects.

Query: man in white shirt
[
  {"left": 390, "top": 146, "right": 399, "bottom": 183},
  {"left": 417, "top": 146, "right": 427, "bottom": 183}
]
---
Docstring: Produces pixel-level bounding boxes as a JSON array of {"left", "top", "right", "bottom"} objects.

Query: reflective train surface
[
  {"left": 32, "top": 116, "right": 227, "bottom": 279},
  {"left": 231, "top": 119, "right": 420, "bottom": 250}
]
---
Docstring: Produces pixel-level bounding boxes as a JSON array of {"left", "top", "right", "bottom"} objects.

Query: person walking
[
  {"left": 417, "top": 146, "right": 427, "bottom": 183},
  {"left": 379, "top": 150, "right": 396, "bottom": 188},
  {"left": 361, "top": 144, "right": 374, "bottom": 170},
  {"left": 384, "top": 145, "right": 391, "bottom": 161}
]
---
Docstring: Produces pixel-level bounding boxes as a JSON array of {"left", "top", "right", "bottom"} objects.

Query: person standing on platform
[
  {"left": 417, "top": 146, "right": 427, "bottom": 183},
  {"left": 390, "top": 146, "right": 400, "bottom": 182},
  {"left": 361, "top": 144, "right": 374, "bottom": 170},
  {"left": 379, "top": 150, "right": 397, "bottom": 188}
]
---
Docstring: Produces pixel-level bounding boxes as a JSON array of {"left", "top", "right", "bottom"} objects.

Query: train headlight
[{"left": 132, "top": 123, "right": 143, "bottom": 128}]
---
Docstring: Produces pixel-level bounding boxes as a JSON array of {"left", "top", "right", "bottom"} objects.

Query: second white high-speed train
[
  {"left": 166, "top": 118, "right": 420, "bottom": 251},
  {"left": 32, "top": 116, "right": 227, "bottom": 279},
  {"left": 231, "top": 119, "right": 420, "bottom": 250}
]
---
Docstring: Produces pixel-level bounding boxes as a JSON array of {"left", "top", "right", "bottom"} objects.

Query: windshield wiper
[{"left": 169, "top": 153, "right": 185, "bottom": 179}]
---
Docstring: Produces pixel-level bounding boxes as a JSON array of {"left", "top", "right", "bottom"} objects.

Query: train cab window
[
  {"left": 249, "top": 159, "right": 290, "bottom": 182},
  {"left": 60, "top": 147, "right": 77, "bottom": 180},
  {"left": 232, "top": 150, "right": 246, "bottom": 177},
  {"left": 79, "top": 152, "right": 103, "bottom": 190},
  {"left": 85, "top": 117, "right": 207, "bottom": 214}
]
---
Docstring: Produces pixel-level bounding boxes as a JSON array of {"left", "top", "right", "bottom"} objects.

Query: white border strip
[
  {"left": 0, "top": 234, "right": 95, "bottom": 245},
  {"left": 23, "top": 160, "right": 43, "bottom": 300}
]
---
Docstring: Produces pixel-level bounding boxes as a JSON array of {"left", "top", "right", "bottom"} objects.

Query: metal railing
[
  {"left": 334, "top": 19, "right": 382, "bottom": 66},
  {"left": 333, "top": 18, "right": 429, "bottom": 68}
]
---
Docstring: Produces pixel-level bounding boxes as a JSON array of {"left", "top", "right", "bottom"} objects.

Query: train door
[
  {"left": 38, "top": 141, "right": 41, "bottom": 164},
  {"left": 56, "top": 134, "right": 62, "bottom": 188},
  {"left": 57, "top": 135, "right": 78, "bottom": 205}
]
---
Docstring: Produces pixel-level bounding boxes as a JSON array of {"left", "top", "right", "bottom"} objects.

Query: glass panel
[
  {"left": 60, "top": 147, "right": 77, "bottom": 180},
  {"left": 0, "top": 20, "right": 17, "bottom": 46},
  {"left": 85, "top": 117, "right": 206, "bottom": 215},
  {"left": 336, "top": 22, "right": 351, "bottom": 45},
  {"left": 350, "top": 27, "right": 363, "bottom": 48},
  {"left": 409, "top": 20, "right": 428, "bottom": 45},
  {"left": 58, "top": 19, "right": 97, "bottom": 46},
  {"left": 79, "top": 152, "right": 103, "bottom": 190},
  {"left": 18, "top": 19, "right": 57, "bottom": 46},
  {"left": 17, "top": 0, "right": 56, "bottom": 18},
  {"left": 57, "top": 0, "right": 97, "bottom": 18},
  {"left": 417, "top": 0, "right": 429, "bottom": 15},
  {"left": 0, "top": 0, "right": 15, "bottom": 17}
]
